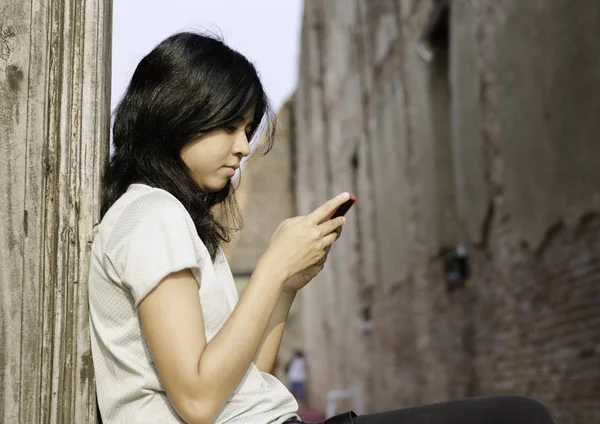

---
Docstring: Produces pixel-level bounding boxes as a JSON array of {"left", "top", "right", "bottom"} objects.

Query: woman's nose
[{"left": 234, "top": 133, "right": 251, "bottom": 158}]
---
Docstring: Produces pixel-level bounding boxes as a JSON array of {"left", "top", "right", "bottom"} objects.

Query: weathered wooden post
[{"left": 0, "top": 0, "right": 112, "bottom": 422}]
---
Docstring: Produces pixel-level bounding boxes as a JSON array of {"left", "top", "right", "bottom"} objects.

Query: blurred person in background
[
  {"left": 286, "top": 350, "right": 307, "bottom": 406},
  {"left": 88, "top": 32, "right": 558, "bottom": 424}
]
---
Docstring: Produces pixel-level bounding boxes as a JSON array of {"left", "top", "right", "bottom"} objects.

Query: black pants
[{"left": 287, "top": 395, "right": 557, "bottom": 424}]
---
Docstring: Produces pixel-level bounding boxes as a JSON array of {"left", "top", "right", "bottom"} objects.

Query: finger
[
  {"left": 322, "top": 231, "right": 339, "bottom": 248},
  {"left": 307, "top": 192, "right": 351, "bottom": 224},
  {"left": 318, "top": 216, "right": 346, "bottom": 236},
  {"left": 316, "top": 254, "right": 328, "bottom": 266}
]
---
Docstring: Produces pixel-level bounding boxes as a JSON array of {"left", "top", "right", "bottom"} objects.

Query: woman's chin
[{"left": 200, "top": 180, "right": 229, "bottom": 193}]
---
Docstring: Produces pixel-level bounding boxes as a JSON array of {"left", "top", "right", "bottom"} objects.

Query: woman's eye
[{"left": 224, "top": 124, "right": 238, "bottom": 133}]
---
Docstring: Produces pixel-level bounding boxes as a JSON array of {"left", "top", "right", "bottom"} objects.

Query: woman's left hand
[{"left": 281, "top": 226, "right": 343, "bottom": 293}]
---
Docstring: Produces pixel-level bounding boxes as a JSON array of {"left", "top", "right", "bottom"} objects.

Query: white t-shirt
[{"left": 88, "top": 184, "right": 298, "bottom": 423}]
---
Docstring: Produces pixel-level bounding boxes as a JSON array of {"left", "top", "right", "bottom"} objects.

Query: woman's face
[{"left": 181, "top": 115, "right": 253, "bottom": 192}]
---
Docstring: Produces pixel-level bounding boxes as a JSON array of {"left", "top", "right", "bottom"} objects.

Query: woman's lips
[{"left": 223, "top": 166, "right": 237, "bottom": 175}]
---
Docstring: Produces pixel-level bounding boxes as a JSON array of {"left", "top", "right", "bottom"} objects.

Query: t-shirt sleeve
[{"left": 105, "top": 192, "right": 203, "bottom": 306}]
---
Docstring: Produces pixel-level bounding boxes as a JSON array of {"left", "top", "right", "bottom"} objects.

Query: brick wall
[{"left": 287, "top": 1, "right": 600, "bottom": 422}]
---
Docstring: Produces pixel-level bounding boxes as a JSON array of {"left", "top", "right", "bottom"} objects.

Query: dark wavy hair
[{"left": 102, "top": 32, "right": 276, "bottom": 260}]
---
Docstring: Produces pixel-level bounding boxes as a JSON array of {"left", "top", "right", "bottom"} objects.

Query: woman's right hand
[{"left": 262, "top": 192, "right": 351, "bottom": 282}]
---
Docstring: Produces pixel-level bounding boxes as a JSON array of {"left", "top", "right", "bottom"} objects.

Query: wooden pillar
[{"left": 0, "top": 0, "right": 112, "bottom": 422}]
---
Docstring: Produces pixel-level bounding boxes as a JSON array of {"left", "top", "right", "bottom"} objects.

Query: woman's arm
[
  {"left": 253, "top": 238, "right": 340, "bottom": 373},
  {"left": 139, "top": 255, "right": 285, "bottom": 424},
  {"left": 139, "top": 194, "right": 348, "bottom": 424},
  {"left": 253, "top": 291, "right": 296, "bottom": 373}
]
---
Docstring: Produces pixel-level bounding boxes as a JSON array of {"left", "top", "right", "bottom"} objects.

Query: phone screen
[
  {"left": 330, "top": 197, "right": 355, "bottom": 219},
  {"left": 322, "top": 195, "right": 356, "bottom": 223}
]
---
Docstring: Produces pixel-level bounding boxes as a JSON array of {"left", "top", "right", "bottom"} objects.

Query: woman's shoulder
[
  {"left": 123, "top": 183, "right": 189, "bottom": 214},
  {"left": 107, "top": 184, "right": 192, "bottom": 227},
  {"left": 99, "top": 184, "right": 200, "bottom": 254},
  {"left": 95, "top": 184, "right": 208, "bottom": 305}
]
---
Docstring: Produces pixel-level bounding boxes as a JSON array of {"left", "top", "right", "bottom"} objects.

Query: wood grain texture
[{"left": 0, "top": 0, "right": 111, "bottom": 422}]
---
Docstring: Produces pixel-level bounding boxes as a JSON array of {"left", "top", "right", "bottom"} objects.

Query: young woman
[{"left": 88, "top": 33, "right": 557, "bottom": 424}]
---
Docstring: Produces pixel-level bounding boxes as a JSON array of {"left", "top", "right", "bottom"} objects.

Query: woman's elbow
[
  {"left": 174, "top": 396, "right": 221, "bottom": 424},
  {"left": 182, "top": 412, "right": 213, "bottom": 424}
]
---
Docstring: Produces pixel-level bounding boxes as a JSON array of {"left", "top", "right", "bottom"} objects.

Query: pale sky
[{"left": 111, "top": 0, "right": 304, "bottom": 113}]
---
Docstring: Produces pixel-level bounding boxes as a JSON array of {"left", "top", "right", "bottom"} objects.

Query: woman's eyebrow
[{"left": 230, "top": 114, "right": 253, "bottom": 125}]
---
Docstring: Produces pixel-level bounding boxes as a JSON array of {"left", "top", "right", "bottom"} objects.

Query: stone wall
[{"left": 290, "top": 1, "right": 600, "bottom": 422}]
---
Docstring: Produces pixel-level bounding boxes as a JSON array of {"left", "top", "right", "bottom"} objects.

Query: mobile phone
[{"left": 321, "top": 195, "right": 356, "bottom": 223}]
